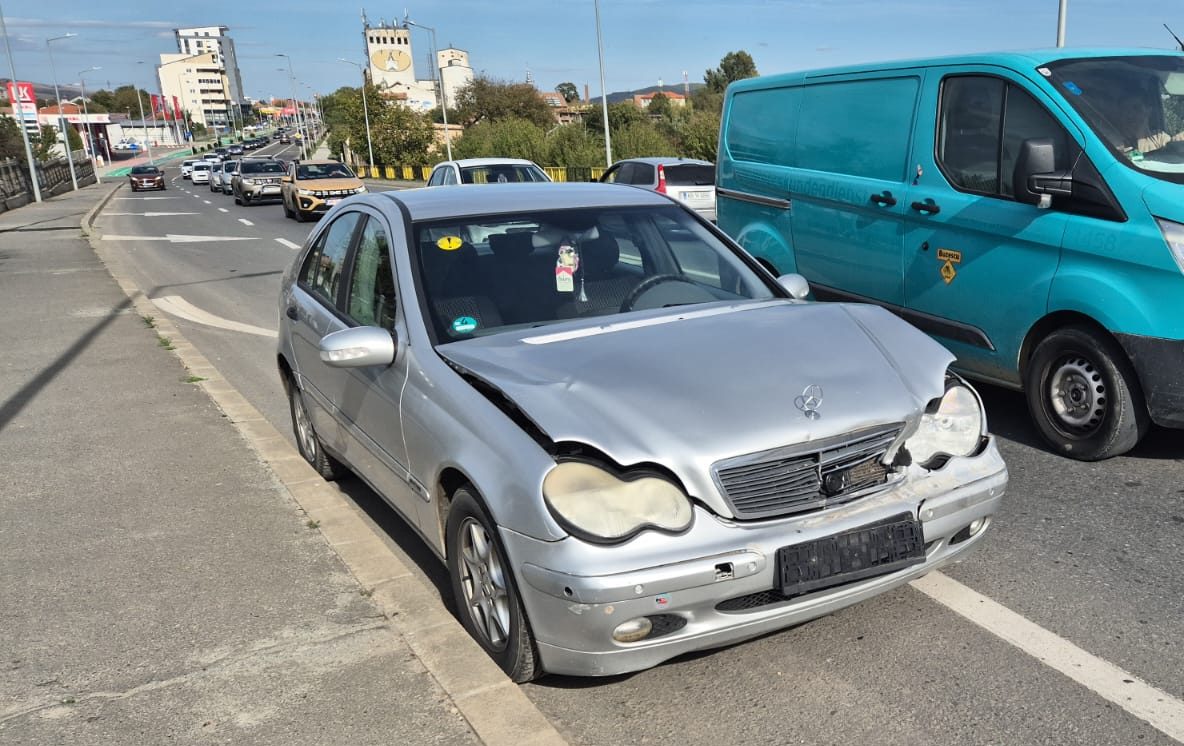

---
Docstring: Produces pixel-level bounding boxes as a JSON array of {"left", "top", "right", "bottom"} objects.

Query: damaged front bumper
[{"left": 503, "top": 438, "right": 1007, "bottom": 678}]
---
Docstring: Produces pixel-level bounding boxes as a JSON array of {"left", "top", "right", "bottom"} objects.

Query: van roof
[{"left": 728, "top": 48, "right": 1184, "bottom": 92}]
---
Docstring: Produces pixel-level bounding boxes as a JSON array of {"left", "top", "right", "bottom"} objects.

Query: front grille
[
  {"left": 713, "top": 424, "right": 903, "bottom": 520},
  {"left": 645, "top": 614, "right": 687, "bottom": 639}
]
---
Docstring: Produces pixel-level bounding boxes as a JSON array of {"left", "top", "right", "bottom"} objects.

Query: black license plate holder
[{"left": 776, "top": 512, "right": 925, "bottom": 597}]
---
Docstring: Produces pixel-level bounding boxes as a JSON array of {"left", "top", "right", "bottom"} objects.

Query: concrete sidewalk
[{"left": 0, "top": 185, "right": 507, "bottom": 744}]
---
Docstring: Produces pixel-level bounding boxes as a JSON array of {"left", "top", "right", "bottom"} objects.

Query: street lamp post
[
  {"left": 47, "top": 32, "right": 78, "bottom": 191},
  {"left": 1, "top": 2, "right": 42, "bottom": 202},
  {"left": 337, "top": 58, "right": 375, "bottom": 172},
  {"left": 78, "top": 66, "right": 101, "bottom": 184},
  {"left": 277, "top": 54, "right": 308, "bottom": 159},
  {"left": 1056, "top": 0, "right": 1067, "bottom": 47},
  {"left": 594, "top": 0, "right": 612, "bottom": 167},
  {"left": 403, "top": 16, "right": 452, "bottom": 160},
  {"left": 129, "top": 77, "right": 152, "bottom": 160}
]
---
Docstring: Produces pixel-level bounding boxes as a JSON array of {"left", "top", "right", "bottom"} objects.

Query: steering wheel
[{"left": 620, "top": 274, "right": 702, "bottom": 312}]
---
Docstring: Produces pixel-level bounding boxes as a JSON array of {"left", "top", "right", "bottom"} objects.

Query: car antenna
[{"left": 1166, "top": 23, "right": 1184, "bottom": 51}]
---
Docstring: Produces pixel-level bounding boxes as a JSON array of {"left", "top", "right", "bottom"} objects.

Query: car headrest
[
  {"left": 580, "top": 235, "right": 621, "bottom": 279},
  {"left": 488, "top": 232, "right": 535, "bottom": 261}
]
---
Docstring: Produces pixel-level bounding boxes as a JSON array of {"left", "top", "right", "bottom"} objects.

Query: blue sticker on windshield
[
  {"left": 451, "top": 316, "right": 478, "bottom": 334},
  {"left": 1064, "top": 81, "right": 1083, "bottom": 96}
]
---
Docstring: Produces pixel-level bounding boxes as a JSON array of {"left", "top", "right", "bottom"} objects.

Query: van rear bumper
[{"left": 1116, "top": 333, "right": 1184, "bottom": 428}]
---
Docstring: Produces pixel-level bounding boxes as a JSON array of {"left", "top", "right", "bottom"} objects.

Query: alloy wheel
[{"left": 457, "top": 517, "right": 511, "bottom": 650}]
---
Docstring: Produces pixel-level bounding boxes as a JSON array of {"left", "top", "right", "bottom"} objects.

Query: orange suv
[{"left": 280, "top": 160, "right": 366, "bottom": 222}]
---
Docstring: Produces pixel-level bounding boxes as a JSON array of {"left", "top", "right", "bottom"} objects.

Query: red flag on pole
[
  {"left": 150, "top": 94, "right": 160, "bottom": 121},
  {"left": 173, "top": 96, "right": 182, "bottom": 121}
]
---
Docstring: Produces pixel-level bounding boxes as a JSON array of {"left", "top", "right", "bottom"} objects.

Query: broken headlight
[
  {"left": 543, "top": 462, "right": 693, "bottom": 543},
  {"left": 904, "top": 383, "right": 984, "bottom": 467}
]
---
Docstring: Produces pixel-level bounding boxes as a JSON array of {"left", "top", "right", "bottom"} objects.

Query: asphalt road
[{"left": 92, "top": 164, "right": 1184, "bottom": 745}]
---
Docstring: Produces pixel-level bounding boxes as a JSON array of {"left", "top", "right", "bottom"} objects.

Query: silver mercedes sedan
[{"left": 276, "top": 183, "right": 1008, "bottom": 681}]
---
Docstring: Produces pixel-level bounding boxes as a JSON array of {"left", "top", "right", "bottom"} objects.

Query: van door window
[
  {"left": 938, "top": 76, "right": 1074, "bottom": 198},
  {"left": 938, "top": 77, "right": 1005, "bottom": 193},
  {"left": 797, "top": 76, "right": 920, "bottom": 181}
]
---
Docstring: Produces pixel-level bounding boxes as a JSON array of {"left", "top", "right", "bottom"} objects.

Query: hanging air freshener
[{"left": 556, "top": 243, "right": 579, "bottom": 293}]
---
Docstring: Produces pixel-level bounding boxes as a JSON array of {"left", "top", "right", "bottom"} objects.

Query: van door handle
[
  {"left": 910, "top": 198, "right": 941, "bottom": 215},
  {"left": 285, "top": 306, "right": 299, "bottom": 321},
  {"left": 870, "top": 191, "right": 897, "bottom": 206}
]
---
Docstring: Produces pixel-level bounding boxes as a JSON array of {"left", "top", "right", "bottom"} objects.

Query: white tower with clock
[{"left": 362, "top": 15, "right": 440, "bottom": 111}]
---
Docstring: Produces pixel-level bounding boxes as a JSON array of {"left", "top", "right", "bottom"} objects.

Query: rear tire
[
  {"left": 446, "top": 488, "right": 540, "bottom": 682},
  {"left": 286, "top": 377, "right": 341, "bottom": 481},
  {"left": 1024, "top": 325, "right": 1149, "bottom": 460}
]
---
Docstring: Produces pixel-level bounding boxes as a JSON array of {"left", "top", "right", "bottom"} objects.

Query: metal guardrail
[{"left": 356, "top": 164, "right": 607, "bottom": 183}]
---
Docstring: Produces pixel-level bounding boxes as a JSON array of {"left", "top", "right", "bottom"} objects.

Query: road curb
[
  {"left": 81, "top": 191, "right": 567, "bottom": 746},
  {"left": 80, "top": 183, "right": 122, "bottom": 239}
]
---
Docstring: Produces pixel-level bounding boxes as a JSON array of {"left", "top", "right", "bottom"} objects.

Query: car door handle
[
  {"left": 285, "top": 306, "right": 298, "bottom": 321},
  {"left": 870, "top": 191, "right": 897, "bottom": 207},
  {"left": 910, "top": 198, "right": 941, "bottom": 215}
]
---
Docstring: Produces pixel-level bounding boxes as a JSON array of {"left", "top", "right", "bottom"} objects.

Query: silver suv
[
  {"left": 600, "top": 157, "right": 717, "bottom": 222},
  {"left": 232, "top": 158, "right": 286, "bottom": 205}
]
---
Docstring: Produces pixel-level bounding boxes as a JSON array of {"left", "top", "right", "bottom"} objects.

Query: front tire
[
  {"left": 446, "top": 488, "right": 540, "bottom": 682},
  {"left": 1025, "top": 325, "right": 1149, "bottom": 460},
  {"left": 286, "top": 378, "right": 341, "bottom": 480}
]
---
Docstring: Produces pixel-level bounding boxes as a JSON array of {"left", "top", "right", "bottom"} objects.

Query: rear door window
[
  {"left": 301, "top": 212, "right": 363, "bottom": 306},
  {"left": 665, "top": 165, "right": 714, "bottom": 186},
  {"left": 797, "top": 76, "right": 920, "bottom": 181},
  {"left": 630, "top": 163, "right": 655, "bottom": 186}
]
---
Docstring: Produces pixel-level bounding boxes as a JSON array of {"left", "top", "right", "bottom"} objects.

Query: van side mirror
[{"left": 1014, "top": 138, "right": 1073, "bottom": 209}]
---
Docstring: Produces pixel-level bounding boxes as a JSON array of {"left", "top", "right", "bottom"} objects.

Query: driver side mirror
[
  {"left": 319, "top": 326, "right": 397, "bottom": 368},
  {"left": 776, "top": 273, "right": 810, "bottom": 300},
  {"left": 1014, "top": 138, "right": 1073, "bottom": 209}
]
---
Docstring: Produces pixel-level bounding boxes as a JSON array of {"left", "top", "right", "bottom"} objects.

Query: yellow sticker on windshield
[{"left": 436, "top": 236, "right": 463, "bottom": 251}]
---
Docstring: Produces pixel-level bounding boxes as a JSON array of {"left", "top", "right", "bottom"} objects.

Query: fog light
[
  {"left": 612, "top": 617, "right": 653, "bottom": 643},
  {"left": 968, "top": 518, "right": 986, "bottom": 536}
]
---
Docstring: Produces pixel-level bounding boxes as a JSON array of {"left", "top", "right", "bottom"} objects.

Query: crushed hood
[{"left": 438, "top": 301, "right": 955, "bottom": 516}]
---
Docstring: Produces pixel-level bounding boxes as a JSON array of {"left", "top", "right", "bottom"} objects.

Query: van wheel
[
  {"left": 1024, "top": 326, "right": 1149, "bottom": 460},
  {"left": 446, "top": 488, "right": 540, "bottom": 682}
]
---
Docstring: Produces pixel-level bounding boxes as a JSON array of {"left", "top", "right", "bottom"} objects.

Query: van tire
[{"left": 1024, "top": 325, "right": 1149, "bottom": 460}]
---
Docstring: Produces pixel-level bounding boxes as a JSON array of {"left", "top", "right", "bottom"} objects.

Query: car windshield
[
  {"left": 297, "top": 163, "right": 356, "bottom": 179},
  {"left": 414, "top": 204, "right": 776, "bottom": 343},
  {"left": 1045, "top": 55, "right": 1184, "bottom": 182},
  {"left": 193, "top": 163, "right": 210, "bottom": 171},
  {"left": 240, "top": 161, "right": 285, "bottom": 174},
  {"left": 665, "top": 164, "right": 715, "bottom": 186},
  {"left": 130, "top": 166, "right": 160, "bottom": 175},
  {"left": 458, "top": 164, "right": 548, "bottom": 184}
]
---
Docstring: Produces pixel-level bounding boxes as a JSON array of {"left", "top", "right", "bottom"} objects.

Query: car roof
[
  {"left": 612, "top": 157, "right": 714, "bottom": 167},
  {"left": 377, "top": 182, "right": 673, "bottom": 222},
  {"left": 296, "top": 159, "right": 347, "bottom": 166},
  {"left": 728, "top": 48, "right": 1184, "bottom": 93},
  {"left": 438, "top": 158, "right": 542, "bottom": 168}
]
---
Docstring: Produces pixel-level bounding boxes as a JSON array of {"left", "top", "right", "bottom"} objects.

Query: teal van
[{"left": 717, "top": 49, "right": 1184, "bottom": 460}]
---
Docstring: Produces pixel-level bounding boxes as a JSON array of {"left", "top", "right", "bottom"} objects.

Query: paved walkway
[{"left": 0, "top": 185, "right": 485, "bottom": 744}]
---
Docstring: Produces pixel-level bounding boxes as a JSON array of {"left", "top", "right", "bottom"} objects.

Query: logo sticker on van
[{"left": 937, "top": 248, "right": 962, "bottom": 263}]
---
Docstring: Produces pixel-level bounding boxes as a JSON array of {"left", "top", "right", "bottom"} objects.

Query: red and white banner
[
  {"left": 6, "top": 81, "right": 34, "bottom": 111},
  {"left": 172, "top": 96, "right": 182, "bottom": 122}
]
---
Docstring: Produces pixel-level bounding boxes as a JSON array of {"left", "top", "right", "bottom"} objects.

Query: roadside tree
[
  {"left": 452, "top": 76, "right": 555, "bottom": 129},
  {"left": 704, "top": 51, "right": 759, "bottom": 93},
  {"left": 612, "top": 122, "right": 676, "bottom": 160},
  {"left": 453, "top": 117, "right": 546, "bottom": 163},
  {"left": 545, "top": 124, "right": 603, "bottom": 167},
  {"left": 556, "top": 82, "right": 580, "bottom": 104}
]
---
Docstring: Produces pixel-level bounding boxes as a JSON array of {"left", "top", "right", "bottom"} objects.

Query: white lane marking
[
  {"left": 151, "top": 295, "right": 277, "bottom": 338},
  {"left": 218, "top": 207, "right": 229, "bottom": 213},
  {"left": 275, "top": 237, "right": 301, "bottom": 250},
  {"left": 193, "top": 194, "right": 201, "bottom": 199},
  {"left": 105, "top": 212, "right": 199, "bottom": 217},
  {"left": 912, "top": 572, "right": 1184, "bottom": 742},
  {"left": 238, "top": 218, "right": 254, "bottom": 226},
  {"left": 101, "top": 234, "right": 257, "bottom": 244},
  {"left": 203, "top": 199, "right": 211, "bottom": 205},
  {"left": 113, "top": 196, "right": 178, "bottom": 201}
]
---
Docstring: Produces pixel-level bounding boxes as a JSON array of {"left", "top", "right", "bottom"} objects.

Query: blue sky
[{"left": 2, "top": 1, "right": 1182, "bottom": 102}]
